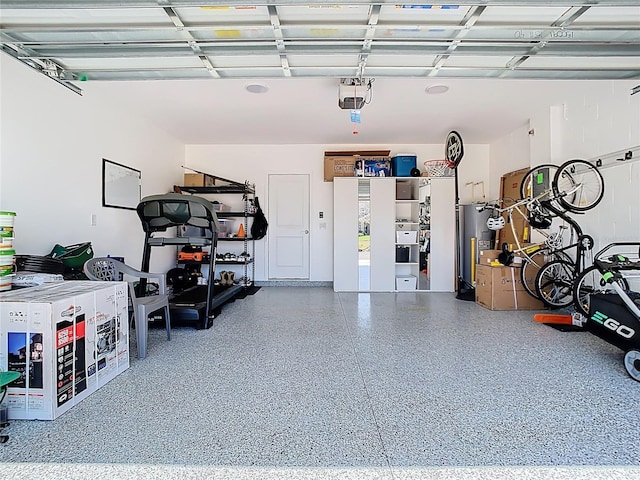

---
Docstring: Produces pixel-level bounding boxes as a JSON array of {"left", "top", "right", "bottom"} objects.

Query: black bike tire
[
  {"left": 572, "top": 265, "right": 630, "bottom": 317},
  {"left": 534, "top": 259, "right": 577, "bottom": 309},
  {"left": 520, "top": 164, "right": 559, "bottom": 201},
  {"left": 521, "top": 248, "right": 573, "bottom": 300},
  {"left": 552, "top": 159, "right": 604, "bottom": 212}
]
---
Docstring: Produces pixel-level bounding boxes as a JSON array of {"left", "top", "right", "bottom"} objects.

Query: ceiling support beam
[
  {"left": 428, "top": 5, "right": 486, "bottom": 77},
  {"left": 160, "top": 4, "right": 220, "bottom": 78},
  {"left": 3, "top": 21, "right": 639, "bottom": 35},
  {"left": 3, "top": 1, "right": 640, "bottom": 8},
  {"left": 501, "top": 5, "right": 591, "bottom": 78},
  {"left": 268, "top": 5, "right": 291, "bottom": 77},
  {"left": 356, "top": 4, "right": 381, "bottom": 80}
]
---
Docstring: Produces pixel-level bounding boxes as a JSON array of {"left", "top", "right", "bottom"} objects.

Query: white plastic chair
[{"left": 84, "top": 257, "right": 171, "bottom": 359}]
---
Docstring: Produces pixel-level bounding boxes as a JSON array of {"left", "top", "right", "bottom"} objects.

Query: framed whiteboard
[{"left": 102, "top": 158, "right": 141, "bottom": 210}]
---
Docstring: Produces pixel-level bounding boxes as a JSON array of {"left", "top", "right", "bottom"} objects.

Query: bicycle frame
[{"left": 482, "top": 183, "right": 589, "bottom": 271}]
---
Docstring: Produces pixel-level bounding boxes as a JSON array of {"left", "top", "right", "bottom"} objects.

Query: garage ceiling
[{"left": 1, "top": 1, "right": 639, "bottom": 95}]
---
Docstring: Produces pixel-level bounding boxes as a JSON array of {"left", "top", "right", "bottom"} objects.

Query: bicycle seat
[{"left": 528, "top": 212, "right": 552, "bottom": 229}]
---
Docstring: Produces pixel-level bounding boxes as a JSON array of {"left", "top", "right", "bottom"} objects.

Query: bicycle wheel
[
  {"left": 521, "top": 248, "right": 572, "bottom": 300},
  {"left": 535, "top": 259, "right": 577, "bottom": 308},
  {"left": 572, "top": 265, "right": 629, "bottom": 317},
  {"left": 552, "top": 159, "right": 604, "bottom": 212},
  {"left": 520, "top": 164, "right": 559, "bottom": 202}
]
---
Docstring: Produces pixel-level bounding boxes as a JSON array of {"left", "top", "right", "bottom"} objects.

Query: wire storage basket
[{"left": 423, "top": 160, "right": 454, "bottom": 177}]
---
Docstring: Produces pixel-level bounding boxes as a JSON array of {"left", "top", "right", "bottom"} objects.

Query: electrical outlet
[{"left": 90, "top": 214, "right": 97, "bottom": 226}]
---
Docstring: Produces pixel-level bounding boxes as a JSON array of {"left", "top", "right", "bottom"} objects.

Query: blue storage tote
[{"left": 392, "top": 154, "right": 417, "bottom": 177}]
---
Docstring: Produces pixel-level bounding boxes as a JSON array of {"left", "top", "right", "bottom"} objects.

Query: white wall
[
  {"left": 186, "top": 143, "right": 489, "bottom": 282},
  {"left": 0, "top": 53, "right": 185, "bottom": 272},
  {"left": 487, "top": 123, "right": 532, "bottom": 200},
  {"left": 489, "top": 80, "right": 640, "bottom": 248},
  {"left": 4, "top": 52, "right": 635, "bottom": 281}
]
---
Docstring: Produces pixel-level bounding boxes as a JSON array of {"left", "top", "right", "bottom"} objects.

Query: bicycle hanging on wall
[{"left": 477, "top": 159, "right": 605, "bottom": 309}]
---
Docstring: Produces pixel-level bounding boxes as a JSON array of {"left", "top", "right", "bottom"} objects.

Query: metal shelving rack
[{"left": 176, "top": 175, "right": 256, "bottom": 288}]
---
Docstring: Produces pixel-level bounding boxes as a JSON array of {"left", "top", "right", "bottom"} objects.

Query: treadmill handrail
[{"left": 137, "top": 193, "right": 220, "bottom": 234}]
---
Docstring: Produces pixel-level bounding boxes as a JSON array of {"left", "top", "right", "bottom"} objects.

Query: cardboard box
[
  {"left": 324, "top": 155, "right": 356, "bottom": 182},
  {"left": 497, "top": 168, "right": 530, "bottom": 248},
  {"left": 0, "top": 281, "right": 129, "bottom": 420},
  {"left": 396, "top": 275, "right": 417, "bottom": 290},
  {"left": 355, "top": 156, "right": 391, "bottom": 177},
  {"left": 475, "top": 264, "right": 544, "bottom": 311},
  {"left": 479, "top": 249, "right": 503, "bottom": 264},
  {"left": 184, "top": 173, "right": 215, "bottom": 187},
  {"left": 479, "top": 246, "right": 531, "bottom": 265}
]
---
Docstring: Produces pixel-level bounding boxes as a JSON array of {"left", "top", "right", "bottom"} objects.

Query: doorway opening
[{"left": 358, "top": 179, "right": 370, "bottom": 291}]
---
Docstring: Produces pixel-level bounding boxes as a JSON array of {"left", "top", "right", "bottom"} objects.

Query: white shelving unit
[
  {"left": 333, "top": 176, "right": 455, "bottom": 293},
  {"left": 395, "top": 179, "right": 421, "bottom": 291}
]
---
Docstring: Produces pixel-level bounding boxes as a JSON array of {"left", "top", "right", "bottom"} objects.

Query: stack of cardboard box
[
  {"left": 474, "top": 246, "right": 544, "bottom": 311},
  {"left": 0, "top": 281, "right": 129, "bottom": 420}
]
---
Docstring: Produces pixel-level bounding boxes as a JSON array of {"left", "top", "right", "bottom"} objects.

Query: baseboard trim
[{"left": 255, "top": 280, "right": 333, "bottom": 287}]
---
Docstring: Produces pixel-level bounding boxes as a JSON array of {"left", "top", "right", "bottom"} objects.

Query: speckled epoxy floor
[{"left": 1, "top": 287, "right": 639, "bottom": 480}]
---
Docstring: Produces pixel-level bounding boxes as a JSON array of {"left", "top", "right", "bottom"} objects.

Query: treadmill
[{"left": 136, "top": 193, "right": 243, "bottom": 329}]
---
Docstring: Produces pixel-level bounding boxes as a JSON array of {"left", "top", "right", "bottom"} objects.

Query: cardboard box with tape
[
  {"left": 475, "top": 264, "right": 544, "bottom": 311},
  {"left": 183, "top": 173, "right": 216, "bottom": 187}
]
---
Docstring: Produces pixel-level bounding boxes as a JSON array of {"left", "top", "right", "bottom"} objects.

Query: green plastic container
[{"left": 48, "top": 242, "right": 93, "bottom": 270}]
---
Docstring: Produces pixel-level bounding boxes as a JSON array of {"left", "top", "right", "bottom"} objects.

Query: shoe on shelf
[
  {"left": 227, "top": 271, "right": 235, "bottom": 285},
  {"left": 238, "top": 252, "right": 251, "bottom": 262},
  {"left": 218, "top": 271, "right": 228, "bottom": 286},
  {"left": 224, "top": 252, "right": 238, "bottom": 262}
]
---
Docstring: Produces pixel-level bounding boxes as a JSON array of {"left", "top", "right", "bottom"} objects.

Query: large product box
[
  {"left": 355, "top": 156, "right": 391, "bottom": 177},
  {"left": 324, "top": 155, "right": 356, "bottom": 182},
  {"left": 475, "top": 264, "right": 544, "bottom": 311},
  {"left": 497, "top": 168, "right": 530, "bottom": 248},
  {"left": 392, "top": 154, "right": 417, "bottom": 177},
  {"left": 183, "top": 173, "right": 216, "bottom": 187},
  {"left": 0, "top": 281, "right": 129, "bottom": 420}
]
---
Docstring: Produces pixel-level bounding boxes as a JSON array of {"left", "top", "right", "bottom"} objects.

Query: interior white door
[{"left": 268, "top": 174, "right": 310, "bottom": 279}]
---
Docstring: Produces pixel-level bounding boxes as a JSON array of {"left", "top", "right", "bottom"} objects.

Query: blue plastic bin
[{"left": 392, "top": 154, "right": 417, "bottom": 177}]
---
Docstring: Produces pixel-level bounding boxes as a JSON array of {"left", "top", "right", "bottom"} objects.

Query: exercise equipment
[
  {"left": 584, "top": 243, "right": 640, "bottom": 382},
  {"left": 136, "top": 193, "right": 242, "bottom": 329}
]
